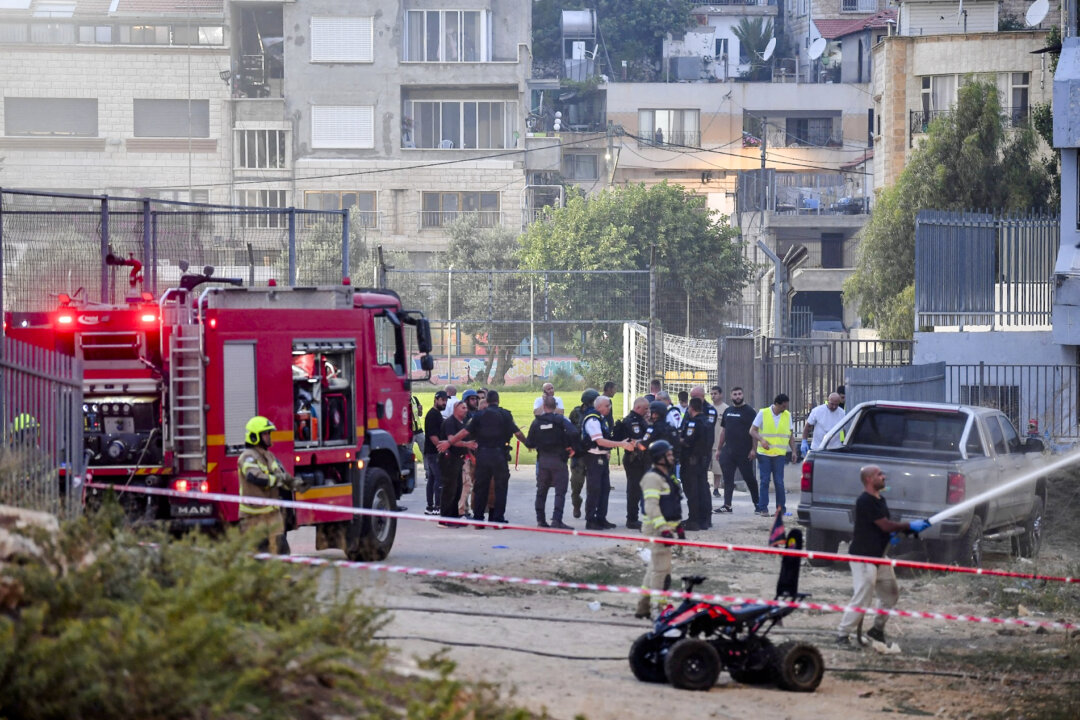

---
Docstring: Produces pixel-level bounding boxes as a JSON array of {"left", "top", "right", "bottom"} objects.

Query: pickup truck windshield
[{"left": 847, "top": 408, "right": 968, "bottom": 456}]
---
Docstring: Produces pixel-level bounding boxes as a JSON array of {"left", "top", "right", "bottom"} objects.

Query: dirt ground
[{"left": 299, "top": 471, "right": 1080, "bottom": 720}]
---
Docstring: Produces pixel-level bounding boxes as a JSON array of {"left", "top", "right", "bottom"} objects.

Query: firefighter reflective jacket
[{"left": 238, "top": 445, "right": 289, "bottom": 515}]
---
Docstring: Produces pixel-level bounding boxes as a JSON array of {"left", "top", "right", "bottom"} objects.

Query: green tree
[
  {"left": 438, "top": 215, "right": 527, "bottom": 386},
  {"left": 521, "top": 183, "right": 751, "bottom": 381},
  {"left": 844, "top": 80, "right": 1054, "bottom": 339},
  {"left": 732, "top": 18, "right": 774, "bottom": 81}
]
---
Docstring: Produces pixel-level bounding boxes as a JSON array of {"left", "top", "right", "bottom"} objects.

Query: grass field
[{"left": 414, "top": 390, "right": 628, "bottom": 466}]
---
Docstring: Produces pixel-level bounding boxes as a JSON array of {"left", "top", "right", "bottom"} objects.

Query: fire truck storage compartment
[
  {"left": 84, "top": 396, "right": 164, "bottom": 466},
  {"left": 223, "top": 342, "right": 259, "bottom": 453},
  {"left": 293, "top": 340, "right": 355, "bottom": 447}
]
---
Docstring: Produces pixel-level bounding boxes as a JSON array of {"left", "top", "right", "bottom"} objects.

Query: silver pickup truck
[{"left": 796, "top": 401, "right": 1046, "bottom": 566}]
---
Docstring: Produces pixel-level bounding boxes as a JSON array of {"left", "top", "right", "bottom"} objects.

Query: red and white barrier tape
[
  {"left": 256, "top": 553, "right": 1078, "bottom": 632},
  {"left": 87, "top": 482, "right": 1080, "bottom": 585}
]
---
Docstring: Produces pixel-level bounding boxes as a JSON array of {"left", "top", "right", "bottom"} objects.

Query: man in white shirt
[
  {"left": 801, "top": 392, "right": 846, "bottom": 455},
  {"left": 441, "top": 384, "right": 458, "bottom": 419},
  {"left": 533, "top": 382, "right": 565, "bottom": 416},
  {"left": 656, "top": 391, "right": 682, "bottom": 430}
]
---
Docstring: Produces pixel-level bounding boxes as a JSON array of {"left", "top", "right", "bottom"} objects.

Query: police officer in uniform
[
  {"left": 616, "top": 397, "right": 651, "bottom": 529},
  {"left": 580, "top": 396, "right": 636, "bottom": 530},
  {"left": 636, "top": 440, "right": 685, "bottom": 619},
  {"left": 678, "top": 398, "right": 713, "bottom": 531},
  {"left": 449, "top": 390, "right": 527, "bottom": 525},
  {"left": 568, "top": 388, "right": 600, "bottom": 519},
  {"left": 525, "top": 394, "right": 580, "bottom": 529},
  {"left": 639, "top": 400, "right": 678, "bottom": 452},
  {"left": 237, "top": 416, "right": 305, "bottom": 554}
]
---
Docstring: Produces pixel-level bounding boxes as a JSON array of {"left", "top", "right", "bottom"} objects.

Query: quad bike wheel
[
  {"left": 629, "top": 633, "right": 668, "bottom": 684},
  {"left": 728, "top": 638, "right": 777, "bottom": 685},
  {"left": 664, "top": 638, "right": 720, "bottom": 691},
  {"left": 773, "top": 641, "right": 824, "bottom": 692}
]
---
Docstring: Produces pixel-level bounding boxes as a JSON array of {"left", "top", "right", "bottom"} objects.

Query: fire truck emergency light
[
  {"left": 174, "top": 479, "right": 209, "bottom": 494},
  {"left": 141, "top": 313, "right": 157, "bottom": 323},
  {"left": 57, "top": 314, "right": 74, "bottom": 325}
]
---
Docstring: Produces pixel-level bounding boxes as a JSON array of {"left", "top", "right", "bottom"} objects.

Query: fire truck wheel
[{"left": 347, "top": 468, "right": 397, "bottom": 561}]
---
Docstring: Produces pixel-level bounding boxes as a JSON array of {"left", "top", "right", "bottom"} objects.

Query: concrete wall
[
  {"left": 900, "top": 0, "right": 996, "bottom": 36},
  {"left": 914, "top": 330, "right": 1075, "bottom": 365}
]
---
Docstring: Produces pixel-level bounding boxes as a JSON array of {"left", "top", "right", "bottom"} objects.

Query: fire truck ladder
[{"left": 165, "top": 305, "right": 206, "bottom": 472}]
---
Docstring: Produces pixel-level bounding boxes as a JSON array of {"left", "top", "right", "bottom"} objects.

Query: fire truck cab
[{"left": 9, "top": 272, "right": 434, "bottom": 561}]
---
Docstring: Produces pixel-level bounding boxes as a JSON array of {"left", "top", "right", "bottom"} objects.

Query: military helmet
[
  {"left": 648, "top": 439, "right": 674, "bottom": 464},
  {"left": 581, "top": 388, "right": 600, "bottom": 405},
  {"left": 648, "top": 400, "right": 668, "bottom": 417},
  {"left": 245, "top": 416, "right": 276, "bottom": 445}
]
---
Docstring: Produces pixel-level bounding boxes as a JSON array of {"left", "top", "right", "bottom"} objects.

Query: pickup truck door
[
  {"left": 993, "top": 416, "right": 1032, "bottom": 524},
  {"left": 981, "top": 416, "right": 1015, "bottom": 524}
]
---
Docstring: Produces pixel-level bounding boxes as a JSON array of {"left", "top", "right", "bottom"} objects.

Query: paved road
[{"left": 289, "top": 466, "right": 800, "bottom": 572}]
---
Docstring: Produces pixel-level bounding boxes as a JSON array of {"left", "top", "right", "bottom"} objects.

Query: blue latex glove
[
  {"left": 908, "top": 519, "right": 931, "bottom": 535},
  {"left": 800, "top": 439, "right": 810, "bottom": 456},
  {"left": 889, "top": 532, "right": 900, "bottom": 546}
]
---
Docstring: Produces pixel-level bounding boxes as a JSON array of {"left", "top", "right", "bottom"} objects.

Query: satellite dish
[
  {"left": 762, "top": 37, "right": 777, "bottom": 62},
  {"left": 1025, "top": 0, "right": 1049, "bottom": 26},
  {"left": 808, "top": 37, "right": 827, "bottom": 61}
]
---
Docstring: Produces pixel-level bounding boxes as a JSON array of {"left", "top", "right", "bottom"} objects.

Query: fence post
[
  {"left": 341, "top": 209, "right": 350, "bottom": 282},
  {"left": 288, "top": 207, "right": 297, "bottom": 286},
  {"left": 151, "top": 212, "right": 159, "bottom": 295},
  {"left": 100, "top": 195, "right": 110, "bottom": 303},
  {"left": 648, "top": 251, "right": 657, "bottom": 381},
  {"left": 141, "top": 199, "right": 152, "bottom": 294},
  {"left": 0, "top": 189, "right": 5, "bottom": 342}
]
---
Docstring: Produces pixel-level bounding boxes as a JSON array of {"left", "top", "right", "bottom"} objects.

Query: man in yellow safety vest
[
  {"left": 237, "top": 416, "right": 304, "bottom": 554},
  {"left": 749, "top": 393, "right": 799, "bottom": 517}
]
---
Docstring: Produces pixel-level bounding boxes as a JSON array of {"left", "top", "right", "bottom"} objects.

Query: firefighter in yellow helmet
[{"left": 237, "top": 416, "right": 304, "bottom": 554}]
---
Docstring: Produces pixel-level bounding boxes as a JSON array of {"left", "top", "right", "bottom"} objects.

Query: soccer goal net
[{"left": 623, "top": 323, "right": 717, "bottom": 416}]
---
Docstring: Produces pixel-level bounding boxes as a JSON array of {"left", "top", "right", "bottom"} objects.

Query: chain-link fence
[
  {"left": 383, "top": 268, "right": 653, "bottom": 388},
  {"left": 1, "top": 188, "right": 347, "bottom": 313}
]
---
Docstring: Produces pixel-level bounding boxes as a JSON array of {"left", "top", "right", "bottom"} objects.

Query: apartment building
[{"left": 0, "top": 0, "right": 231, "bottom": 201}]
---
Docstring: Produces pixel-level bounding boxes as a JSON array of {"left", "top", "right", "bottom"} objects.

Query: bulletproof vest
[
  {"left": 534, "top": 413, "right": 568, "bottom": 452},
  {"left": 475, "top": 406, "right": 511, "bottom": 448},
  {"left": 703, "top": 402, "right": 718, "bottom": 426},
  {"left": 622, "top": 411, "right": 647, "bottom": 440},
  {"left": 580, "top": 408, "right": 611, "bottom": 450}
]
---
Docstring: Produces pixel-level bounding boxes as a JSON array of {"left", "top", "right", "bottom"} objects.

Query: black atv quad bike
[{"left": 629, "top": 528, "right": 825, "bottom": 692}]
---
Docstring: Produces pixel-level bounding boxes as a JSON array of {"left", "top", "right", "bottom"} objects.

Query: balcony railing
[
  {"left": 742, "top": 126, "right": 843, "bottom": 149},
  {"left": 419, "top": 210, "right": 503, "bottom": 230},
  {"left": 638, "top": 130, "right": 701, "bottom": 148},
  {"left": 911, "top": 106, "right": 1030, "bottom": 146}
]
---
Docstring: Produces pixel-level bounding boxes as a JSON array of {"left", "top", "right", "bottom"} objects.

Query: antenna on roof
[
  {"left": 762, "top": 36, "right": 777, "bottom": 62},
  {"left": 808, "top": 37, "right": 827, "bottom": 61},
  {"left": 1025, "top": 0, "right": 1049, "bottom": 26}
]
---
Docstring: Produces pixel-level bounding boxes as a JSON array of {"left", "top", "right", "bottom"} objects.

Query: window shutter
[
  {"left": 311, "top": 16, "right": 373, "bottom": 62},
  {"left": 311, "top": 106, "right": 374, "bottom": 148}
]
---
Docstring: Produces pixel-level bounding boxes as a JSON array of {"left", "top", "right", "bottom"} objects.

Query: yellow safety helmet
[{"left": 245, "top": 416, "right": 276, "bottom": 445}]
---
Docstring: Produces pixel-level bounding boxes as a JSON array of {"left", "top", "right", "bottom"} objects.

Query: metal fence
[
  {"left": 761, "top": 337, "right": 914, "bottom": 429},
  {"left": 1, "top": 188, "right": 348, "bottom": 314},
  {"left": 915, "top": 209, "right": 1058, "bottom": 330},
  {"left": 0, "top": 335, "right": 83, "bottom": 518}
]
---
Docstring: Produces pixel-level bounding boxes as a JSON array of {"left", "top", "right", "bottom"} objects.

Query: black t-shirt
[
  {"left": 849, "top": 491, "right": 891, "bottom": 558},
  {"left": 441, "top": 415, "right": 468, "bottom": 457},
  {"left": 465, "top": 405, "right": 519, "bottom": 448},
  {"left": 720, "top": 403, "right": 757, "bottom": 454},
  {"left": 424, "top": 407, "right": 444, "bottom": 454}
]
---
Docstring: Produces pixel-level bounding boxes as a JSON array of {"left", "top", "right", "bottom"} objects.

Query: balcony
[
  {"left": 419, "top": 210, "right": 504, "bottom": 230},
  {"left": 637, "top": 130, "right": 701, "bottom": 148},
  {"left": 911, "top": 107, "right": 1029, "bottom": 145},
  {"left": 841, "top": 0, "right": 877, "bottom": 11},
  {"left": 742, "top": 126, "right": 843, "bottom": 149}
]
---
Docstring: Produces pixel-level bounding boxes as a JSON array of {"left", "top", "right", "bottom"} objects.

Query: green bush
[{"left": 0, "top": 500, "right": 541, "bottom": 720}]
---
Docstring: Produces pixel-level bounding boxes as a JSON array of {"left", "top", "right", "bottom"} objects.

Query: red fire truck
[{"left": 6, "top": 268, "right": 435, "bottom": 561}]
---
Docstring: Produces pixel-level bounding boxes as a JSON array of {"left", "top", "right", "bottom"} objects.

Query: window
[
  {"left": 421, "top": 191, "right": 500, "bottom": 227},
  {"left": 715, "top": 37, "right": 728, "bottom": 60},
  {"left": 304, "top": 191, "right": 378, "bottom": 228},
  {"left": 123, "top": 25, "right": 169, "bottom": 44},
  {"left": 311, "top": 105, "right": 373, "bottom": 149},
  {"left": 311, "top": 16, "right": 373, "bottom": 63},
  {"left": 1008, "top": 72, "right": 1029, "bottom": 125},
  {"left": 562, "top": 153, "right": 598, "bottom": 181},
  {"left": 171, "top": 25, "right": 224, "bottom": 45},
  {"left": 404, "top": 100, "right": 516, "bottom": 149},
  {"left": 785, "top": 117, "right": 835, "bottom": 146},
  {"left": 78, "top": 25, "right": 112, "bottom": 43},
  {"left": 4, "top": 97, "right": 97, "bottom": 136},
  {"left": 133, "top": 99, "right": 209, "bottom": 138},
  {"left": 998, "top": 417, "right": 1023, "bottom": 454},
  {"left": 404, "top": 9, "right": 488, "bottom": 62},
  {"left": 638, "top": 109, "right": 700, "bottom": 147},
  {"left": 29, "top": 22, "right": 73, "bottom": 42},
  {"left": 0, "top": 23, "right": 29, "bottom": 42},
  {"left": 236, "top": 129, "right": 288, "bottom": 169},
  {"left": 373, "top": 315, "right": 404, "bottom": 375},
  {"left": 960, "top": 385, "right": 1020, "bottom": 430},
  {"left": 236, "top": 189, "right": 287, "bottom": 228}
]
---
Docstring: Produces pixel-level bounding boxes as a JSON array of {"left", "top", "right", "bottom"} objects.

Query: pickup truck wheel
[
  {"left": 346, "top": 468, "right": 397, "bottom": 561},
  {"left": 951, "top": 515, "right": 984, "bottom": 567},
  {"left": 1013, "top": 496, "right": 1044, "bottom": 559},
  {"left": 806, "top": 529, "right": 841, "bottom": 567}
]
